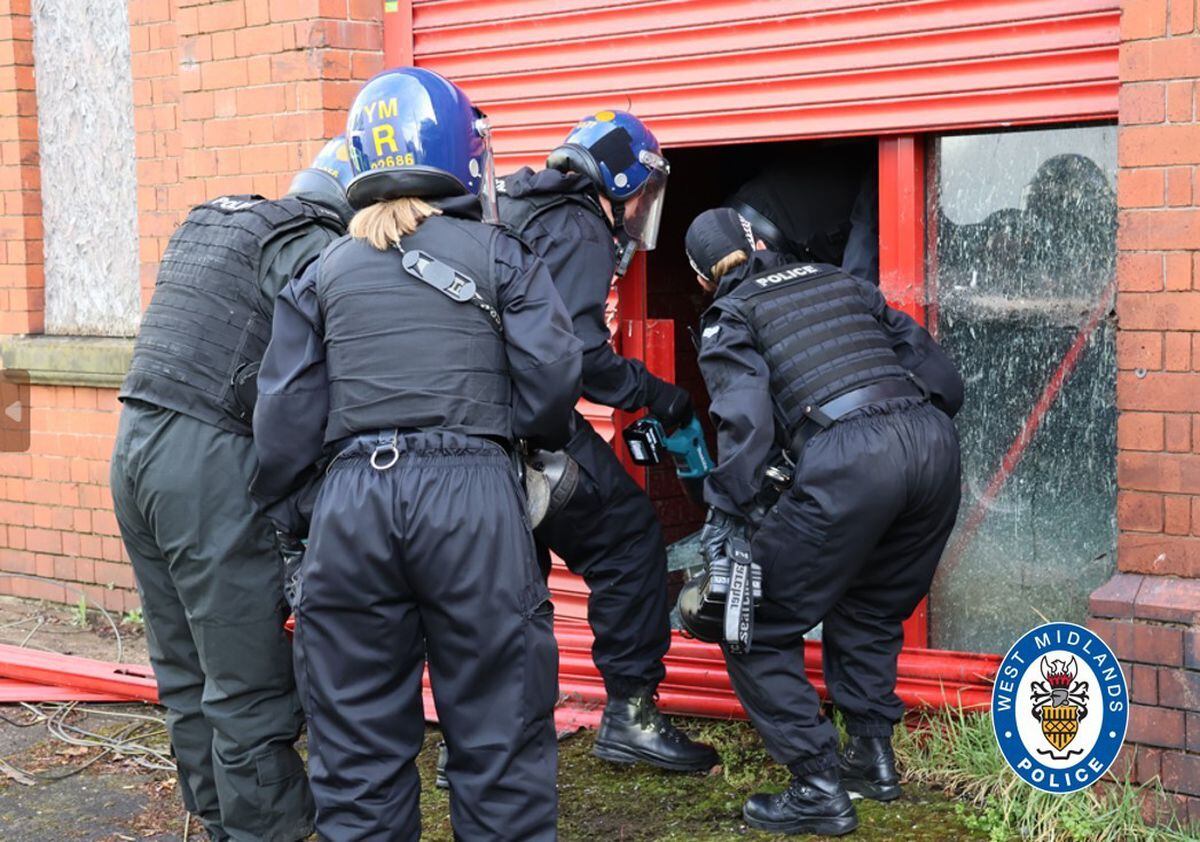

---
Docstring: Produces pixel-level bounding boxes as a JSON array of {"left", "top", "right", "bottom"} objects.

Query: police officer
[
  {"left": 251, "top": 68, "right": 581, "bottom": 840},
  {"left": 110, "top": 138, "right": 354, "bottom": 842},
  {"left": 495, "top": 111, "right": 717, "bottom": 771},
  {"left": 683, "top": 209, "right": 963, "bottom": 836},
  {"left": 728, "top": 146, "right": 879, "bottom": 285}
]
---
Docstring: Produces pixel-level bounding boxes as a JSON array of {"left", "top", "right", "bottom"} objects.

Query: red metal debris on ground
[
  {"left": 551, "top": 620, "right": 999, "bottom": 718},
  {"left": 0, "top": 678, "right": 129, "bottom": 704},
  {"left": 416, "top": 617, "right": 1000, "bottom": 727},
  {"left": 0, "top": 643, "right": 158, "bottom": 703},
  {"left": 2, "top": 612, "right": 997, "bottom": 715}
]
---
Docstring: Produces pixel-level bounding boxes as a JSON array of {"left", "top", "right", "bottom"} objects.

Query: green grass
[
  {"left": 390, "top": 708, "right": 1200, "bottom": 840},
  {"left": 893, "top": 707, "right": 1199, "bottom": 842},
  {"left": 71, "top": 595, "right": 88, "bottom": 628},
  {"left": 414, "top": 720, "right": 985, "bottom": 841}
]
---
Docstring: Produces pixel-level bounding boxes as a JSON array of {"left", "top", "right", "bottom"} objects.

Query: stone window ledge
[{"left": 0, "top": 335, "right": 133, "bottom": 388}]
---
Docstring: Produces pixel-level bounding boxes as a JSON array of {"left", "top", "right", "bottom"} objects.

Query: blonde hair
[
  {"left": 349, "top": 197, "right": 442, "bottom": 250},
  {"left": 710, "top": 250, "right": 749, "bottom": 283}
]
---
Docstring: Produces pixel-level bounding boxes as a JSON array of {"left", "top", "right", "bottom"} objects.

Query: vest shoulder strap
[
  {"left": 322, "top": 218, "right": 504, "bottom": 334},
  {"left": 251, "top": 196, "right": 344, "bottom": 243},
  {"left": 400, "top": 246, "right": 503, "bottom": 333}
]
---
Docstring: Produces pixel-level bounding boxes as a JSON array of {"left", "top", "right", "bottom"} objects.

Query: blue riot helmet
[
  {"left": 287, "top": 135, "right": 355, "bottom": 224},
  {"left": 547, "top": 111, "right": 669, "bottom": 273},
  {"left": 344, "top": 67, "right": 496, "bottom": 220}
]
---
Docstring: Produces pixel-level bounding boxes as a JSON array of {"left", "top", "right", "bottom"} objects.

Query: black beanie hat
[{"left": 685, "top": 208, "right": 756, "bottom": 282}]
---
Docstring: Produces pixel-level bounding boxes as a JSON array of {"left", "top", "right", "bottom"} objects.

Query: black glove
[
  {"left": 645, "top": 377, "right": 694, "bottom": 430},
  {"left": 700, "top": 508, "right": 740, "bottom": 568},
  {"left": 698, "top": 509, "right": 761, "bottom": 654},
  {"left": 276, "top": 530, "right": 305, "bottom": 611}
]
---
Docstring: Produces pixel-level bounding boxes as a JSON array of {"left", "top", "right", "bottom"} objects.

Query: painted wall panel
[{"left": 32, "top": 0, "right": 139, "bottom": 336}]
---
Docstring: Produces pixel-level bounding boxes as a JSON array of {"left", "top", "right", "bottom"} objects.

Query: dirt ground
[
  {"left": 0, "top": 596, "right": 986, "bottom": 840},
  {"left": 0, "top": 594, "right": 148, "bottom": 665}
]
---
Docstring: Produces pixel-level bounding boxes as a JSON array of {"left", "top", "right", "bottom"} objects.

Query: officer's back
[
  {"left": 109, "top": 140, "right": 353, "bottom": 842},
  {"left": 251, "top": 67, "right": 579, "bottom": 842},
  {"left": 682, "top": 208, "right": 962, "bottom": 836},
  {"left": 122, "top": 191, "right": 346, "bottom": 433},
  {"left": 316, "top": 214, "right": 513, "bottom": 444}
]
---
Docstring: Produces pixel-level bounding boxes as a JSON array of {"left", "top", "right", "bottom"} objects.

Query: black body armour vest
[
  {"left": 719, "top": 262, "right": 910, "bottom": 434},
  {"left": 121, "top": 195, "right": 343, "bottom": 435},
  {"left": 316, "top": 215, "right": 511, "bottom": 444}
]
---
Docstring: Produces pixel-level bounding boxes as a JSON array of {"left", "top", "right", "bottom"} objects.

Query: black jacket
[
  {"left": 699, "top": 250, "right": 963, "bottom": 517},
  {"left": 500, "top": 167, "right": 663, "bottom": 411},
  {"left": 251, "top": 196, "right": 583, "bottom": 535}
]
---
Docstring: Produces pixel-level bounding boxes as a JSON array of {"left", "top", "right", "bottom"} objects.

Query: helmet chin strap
[{"left": 611, "top": 200, "right": 637, "bottom": 277}]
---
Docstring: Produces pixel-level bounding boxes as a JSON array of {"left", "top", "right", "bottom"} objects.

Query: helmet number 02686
[{"left": 370, "top": 153, "right": 416, "bottom": 170}]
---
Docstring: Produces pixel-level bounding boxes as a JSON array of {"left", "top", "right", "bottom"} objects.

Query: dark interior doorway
[{"left": 644, "top": 137, "right": 878, "bottom": 545}]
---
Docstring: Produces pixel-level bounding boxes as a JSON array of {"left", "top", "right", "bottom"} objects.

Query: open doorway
[{"left": 644, "top": 137, "right": 878, "bottom": 545}]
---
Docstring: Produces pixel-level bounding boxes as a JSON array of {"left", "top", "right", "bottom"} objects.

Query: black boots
[
  {"left": 436, "top": 689, "right": 719, "bottom": 786},
  {"left": 592, "top": 687, "right": 720, "bottom": 772},
  {"left": 839, "top": 735, "right": 902, "bottom": 802},
  {"left": 742, "top": 769, "right": 859, "bottom": 836},
  {"left": 742, "top": 739, "right": 901, "bottom": 838}
]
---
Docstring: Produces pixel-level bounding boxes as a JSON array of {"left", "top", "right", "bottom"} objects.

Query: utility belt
[
  {"left": 760, "top": 375, "right": 928, "bottom": 499},
  {"left": 789, "top": 375, "right": 927, "bottom": 455},
  {"left": 327, "top": 430, "right": 574, "bottom": 530},
  {"left": 329, "top": 428, "right": 512, "bottom": 472}
]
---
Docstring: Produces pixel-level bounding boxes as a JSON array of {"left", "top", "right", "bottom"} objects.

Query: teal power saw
[{"left": 622, "top": 415, "right": 714, "bottom": 505}]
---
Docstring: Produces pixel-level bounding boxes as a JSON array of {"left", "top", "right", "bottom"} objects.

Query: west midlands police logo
[{"left": 992, "top": 622, "right": 1128, "bottom": 794}]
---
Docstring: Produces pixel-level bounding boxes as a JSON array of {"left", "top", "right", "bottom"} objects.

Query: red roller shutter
[
  {"left": 403, "top": 0, "right": 1118, "bottom": 166},
  {"left": 378, "top": 0, "right": 1116, "bottom": 712}
]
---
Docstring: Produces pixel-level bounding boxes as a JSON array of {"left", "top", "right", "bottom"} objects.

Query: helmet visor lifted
[
  {"left": 622, "top": 149, "right": 668, "bottom": 251},
  {"left": 473, "top": 112, "right": 498, "bottom": 223}
]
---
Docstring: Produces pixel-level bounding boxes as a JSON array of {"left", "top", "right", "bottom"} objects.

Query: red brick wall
[
  {"left": 0, "top": 0, "right": 42, "bottom": 336},
  {"left": 0, "top": 0, "right": 381, "bottom": 612},
  {"left": 1087, "top": 0, "right": 1200, "bottom": 823},
  {"left": 1114, "top": 0, "right": 1200, "bottom": 576},
  {"left": 0, "top": 386, "right": 129, "bottom": 607}
]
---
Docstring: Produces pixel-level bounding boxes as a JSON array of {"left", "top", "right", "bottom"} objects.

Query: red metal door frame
[
  {"left": 612, "top": 253, "right": 677, "bottom": 484},
  {"left": 878, "top": 136, "right": 931, "bottom": 648}
]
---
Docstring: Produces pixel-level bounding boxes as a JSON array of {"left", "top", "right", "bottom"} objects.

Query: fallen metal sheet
[
  {"left": 0, "top": 644, "right": 158, "bottom": 703},
  {"left": 416, "top": 617, "right": 998, "bottom": 731},
  {"left": 419, "top": 668, "right": 605, "bottom": 734},
  {"left": 553, "top": 619, "right": 999, "bottom": 717},
  {"left": 0, "top": 678, "right": 127, "bottom": 704}
]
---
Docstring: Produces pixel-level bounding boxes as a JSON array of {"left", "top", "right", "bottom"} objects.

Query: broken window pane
[{"left": 928, "top": 126, "right": 1118, "bottom": 654}]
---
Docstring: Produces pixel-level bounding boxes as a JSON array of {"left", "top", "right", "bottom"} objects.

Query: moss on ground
[{"left": 414, "top": 720, "right": 986, "bottom": 841}]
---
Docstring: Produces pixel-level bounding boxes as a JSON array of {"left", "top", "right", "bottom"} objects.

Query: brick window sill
[{"left": 0, "top": 335, "right": 133, "bottom": 389}]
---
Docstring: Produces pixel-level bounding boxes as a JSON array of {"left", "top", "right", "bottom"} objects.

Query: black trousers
[
  {"left": 535, "top": 416, "right": 670, "bottom": 696},
  {"left": 294, "top": 431, "right": 558, "bottom": 841},
  {"left": 110, "top": 401, "right": 313, "bottom": 842},
  {"left": 723, "top": 400, "right": 961, "bottom": 775}
]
